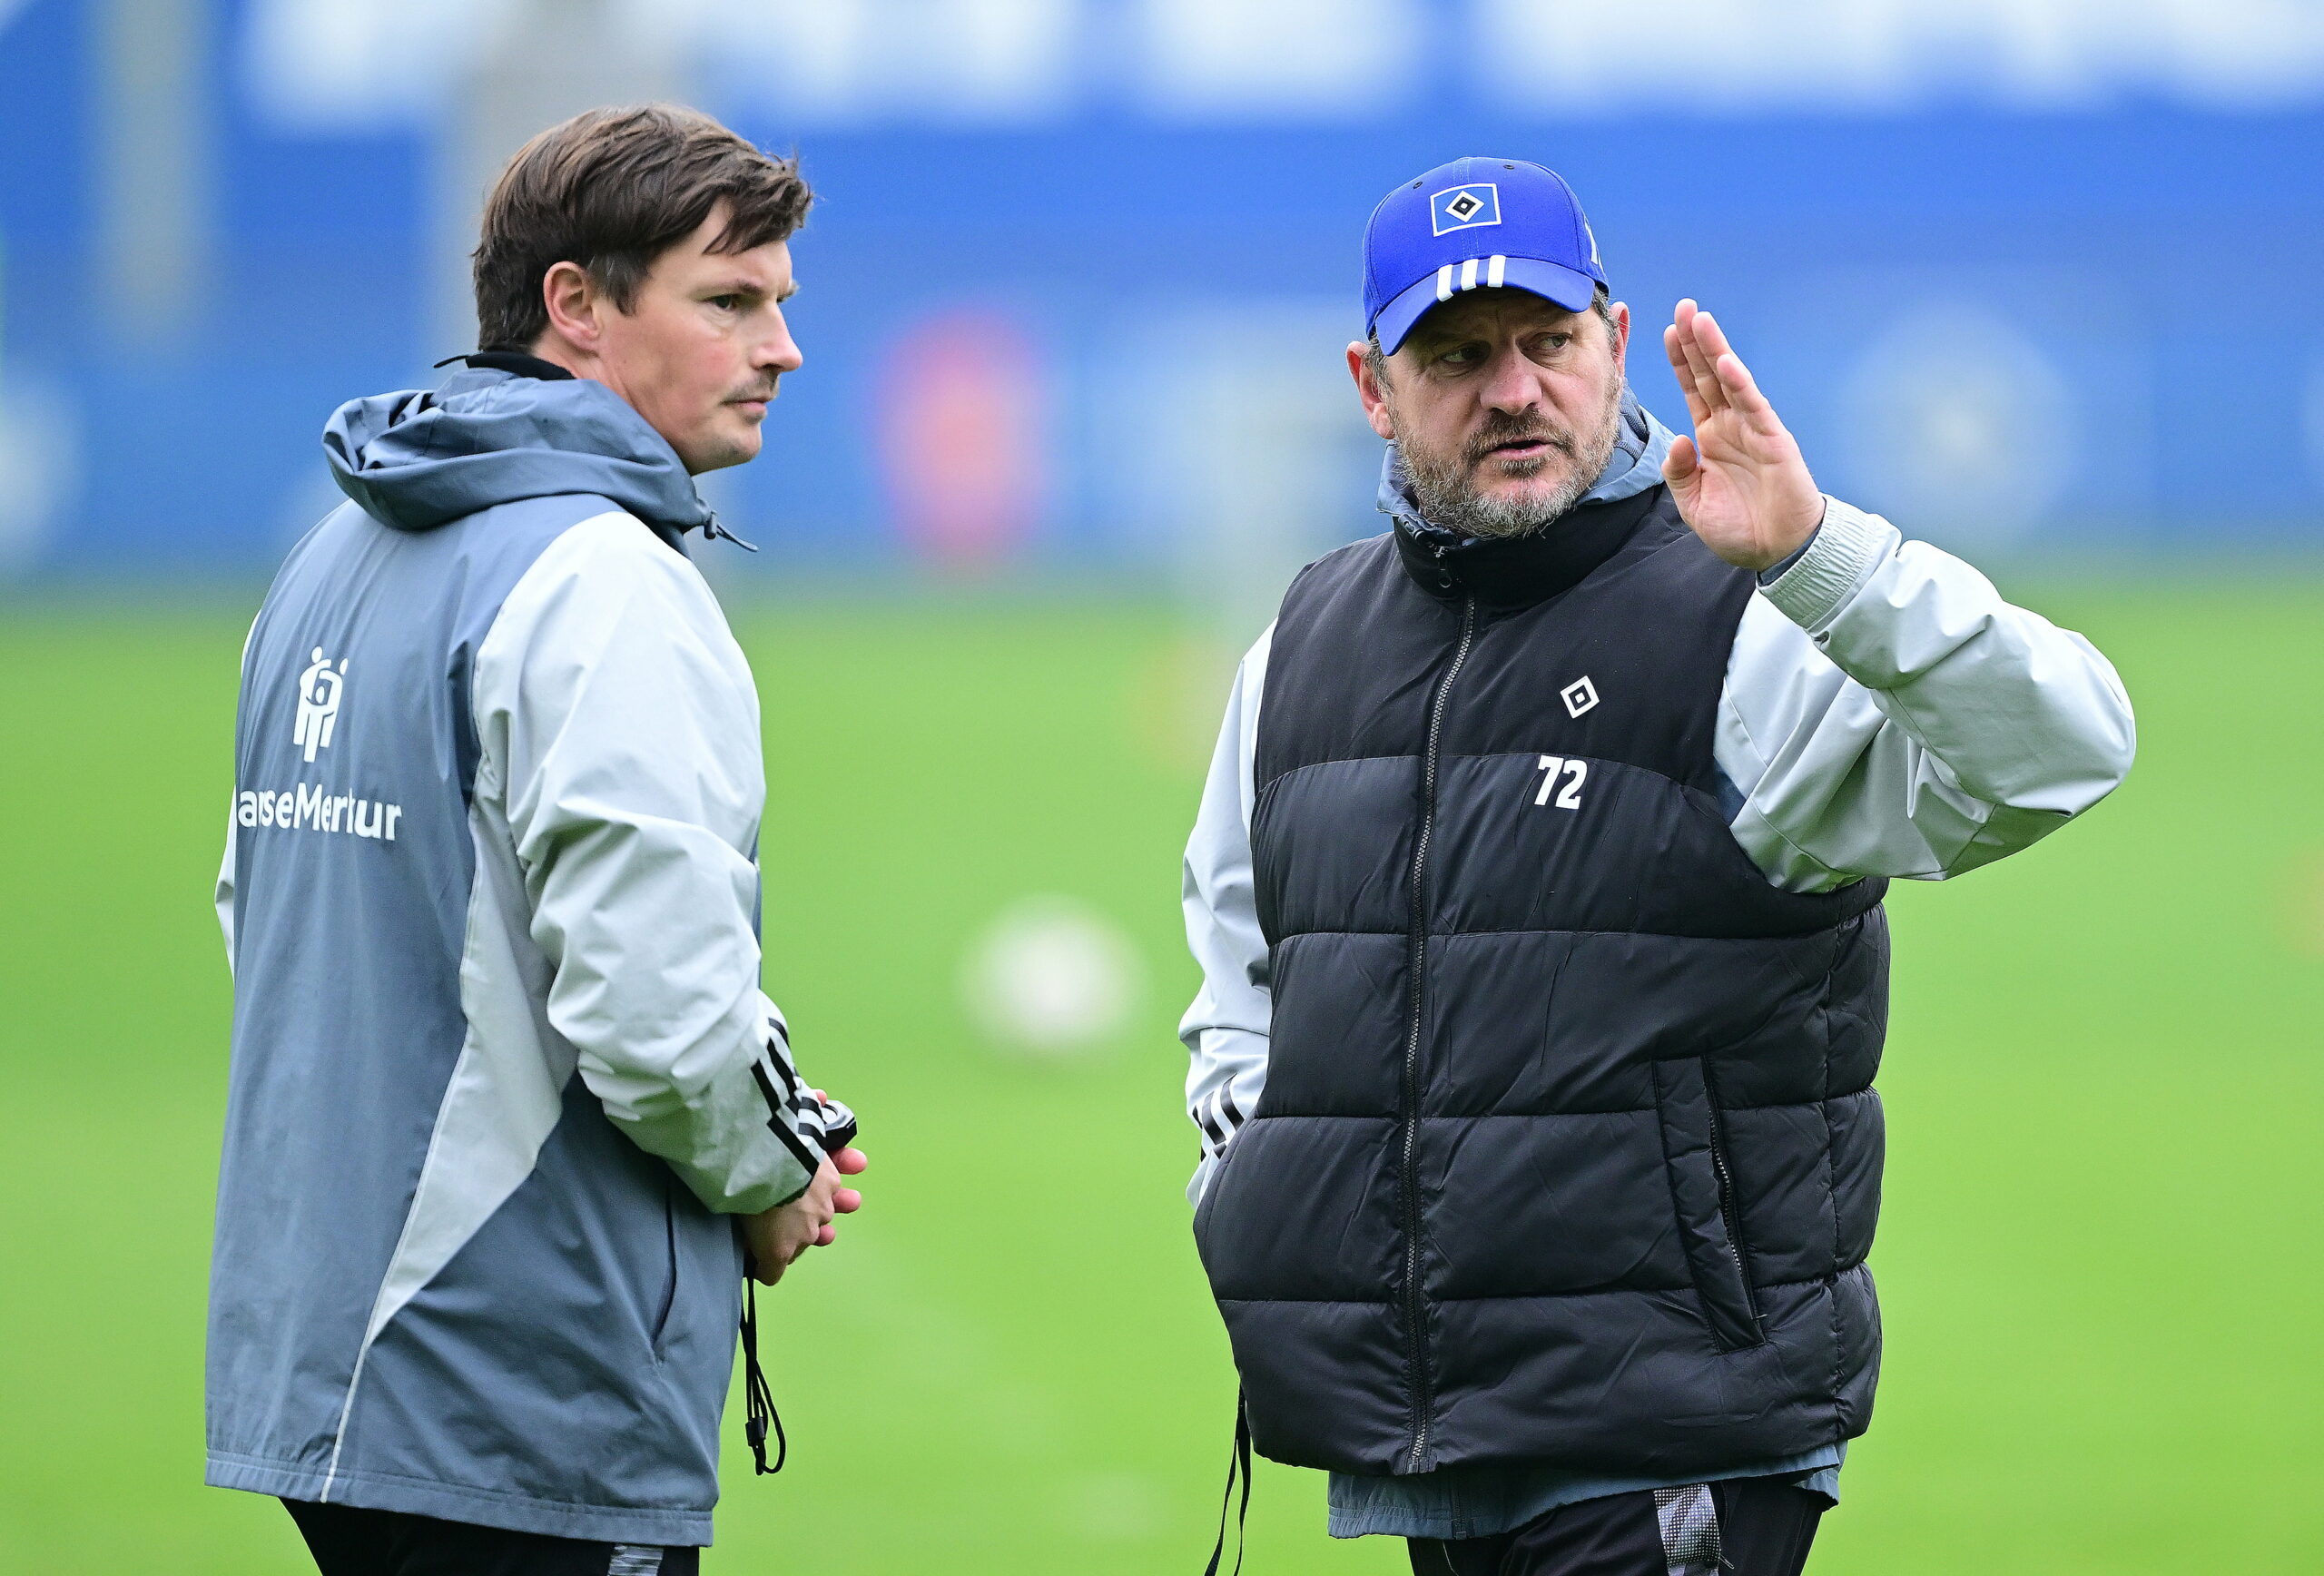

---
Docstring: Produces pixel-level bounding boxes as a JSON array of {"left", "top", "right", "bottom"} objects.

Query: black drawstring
[
  {"left": 740, "top": 1277, "right": 786, "bottom": 1474},
  {"left": 1202, "top": 1389, "right": 1252, "bottom": 1575},
  {"left": 737, "top": 1028, "right": 863, "bottom": 1481}
]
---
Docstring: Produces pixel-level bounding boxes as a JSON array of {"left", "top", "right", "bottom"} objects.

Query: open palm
[{"left": 1660, "top": 300, "right": 1825, "bottom": 572}]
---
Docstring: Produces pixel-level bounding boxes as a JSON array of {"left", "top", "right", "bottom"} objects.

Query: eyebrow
[
  {"left": 1417, "top": 318, "right": 1579, "bottom": 351},
  {"left": 703, "top": 277, "right": 795, "bottom": 303}
]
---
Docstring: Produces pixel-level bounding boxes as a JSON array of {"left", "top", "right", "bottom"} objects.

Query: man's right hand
[{"left": 743, "top": 1147, "right": 867, "bottom": 1285}]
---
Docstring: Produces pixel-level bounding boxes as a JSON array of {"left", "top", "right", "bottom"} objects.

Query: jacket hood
[{"left": 324, "top": 365, "right": 713, "bottom": 536}]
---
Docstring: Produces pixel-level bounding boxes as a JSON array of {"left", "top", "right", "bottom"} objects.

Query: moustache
[
  {"left": 1464, "top": 414, "right": 1577, "bottom": 468},
  {"left": 726, "top": 383, "right": 779, "bottom": 405}
]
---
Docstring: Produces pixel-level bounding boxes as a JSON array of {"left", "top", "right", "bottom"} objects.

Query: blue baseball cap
[{"left": 1363, "top": 156, "right": 1606, "bottom": 357}]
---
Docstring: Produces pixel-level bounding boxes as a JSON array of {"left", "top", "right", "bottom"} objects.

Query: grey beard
[{"left": 1399, "top": 391, "right": 1624, "bottom": 541}]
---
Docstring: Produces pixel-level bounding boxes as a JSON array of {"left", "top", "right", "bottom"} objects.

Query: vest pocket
[
  {"left": 1192, "top": 1121, "right": 1249, "bottom": 1259},
  {"left": 1649, "top": 1058, "right": 1765, "bottom": 1351}
]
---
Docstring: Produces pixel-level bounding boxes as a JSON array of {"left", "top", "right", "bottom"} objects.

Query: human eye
[{"left": 1519, "top": 331, "right": 1571, "bottom": 364}]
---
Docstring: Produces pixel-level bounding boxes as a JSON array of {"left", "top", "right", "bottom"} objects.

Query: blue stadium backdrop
[{"left": 2, "top": 0, "right": 2321, "bottom": 583}]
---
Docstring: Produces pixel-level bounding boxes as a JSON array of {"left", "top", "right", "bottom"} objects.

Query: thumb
[{"left": 1663, "top": 433, "right": 1699, "bottom": 485}]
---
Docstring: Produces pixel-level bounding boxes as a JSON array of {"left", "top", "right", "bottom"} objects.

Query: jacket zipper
[
  {"left": 1400, "top": 591, "right": 1475, "bottom": 1473},
  {"left": 1699, "top": 1060, "right": 1762, "bottom": 1331}
]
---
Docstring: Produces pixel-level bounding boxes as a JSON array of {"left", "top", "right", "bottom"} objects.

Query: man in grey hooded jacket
[{"left": 209, "top": 106, "right": 862, "bottom": 1575}]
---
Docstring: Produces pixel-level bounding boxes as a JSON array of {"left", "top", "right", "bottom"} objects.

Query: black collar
[
  {"left": 438, "top": 350, "right": 576, "bottom": 381},
  {"left": 1393, "top": 485, "right": 1662, "bottom": 613}
]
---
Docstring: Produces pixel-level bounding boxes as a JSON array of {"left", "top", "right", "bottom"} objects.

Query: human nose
[
  {"left": 1477, "top": 344, "right": 1541, "bottom": 414},
  {"left": 757, "top": 306, "right": 803, "bottom": 377}
]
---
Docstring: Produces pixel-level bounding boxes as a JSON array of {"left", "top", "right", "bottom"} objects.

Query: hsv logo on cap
[{"left": 1431, "top": 184, "right": 1502, "bottom": 236}]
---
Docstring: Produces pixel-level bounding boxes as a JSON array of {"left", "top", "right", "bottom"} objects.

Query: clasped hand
[{"left": 743, "top": 1097, "right": 867, "bottom": 1285}]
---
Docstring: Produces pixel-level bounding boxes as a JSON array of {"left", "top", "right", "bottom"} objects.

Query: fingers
[
  {"left": 1687, "top": 301, "right": 1732, "bottom": 362},
  {"left": 1661, "top": 323, "right": 1709, "bottom": 427},
  {"left": 1663, "top": 432, "right": 1699, "bottom": 483},
  {"left": 750, "top": 1148, "right": 863, "bottom": 1276},
  {"left": 1672, "top": 300, "right": 1728, "bottom": 416},
  {"left": 1713, "top": 350, "right": 1777, "bottom": 428},
  {"left": 1689, "top": 307, "right": 1757, "bottom": 406},
  {"left": 1686, "top": 306, "right": 1781, "bottom": 430}
]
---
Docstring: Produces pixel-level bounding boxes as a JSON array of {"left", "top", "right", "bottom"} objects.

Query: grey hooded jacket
[{"left": 208, "top": 362, "right": 822, "bottom": 1544}]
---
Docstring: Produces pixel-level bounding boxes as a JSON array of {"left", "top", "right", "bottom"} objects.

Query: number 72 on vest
[{"left": 1534, "top": 754, "right": 1587, "bottom": 809}]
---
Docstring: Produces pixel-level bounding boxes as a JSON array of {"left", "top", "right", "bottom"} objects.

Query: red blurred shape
[{"left": 876, "top": 310, "right": 1048, "bottom": 571}]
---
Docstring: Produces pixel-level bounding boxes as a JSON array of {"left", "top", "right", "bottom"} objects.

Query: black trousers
[
  {"left": 282, "top": 1500, "right": 701, "bottom": 1576},
  {"left": 1404, "top": 1473, "right": 1824, "bottom": 1576}
]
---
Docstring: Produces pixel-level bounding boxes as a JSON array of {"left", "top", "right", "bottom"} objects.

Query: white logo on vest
[
  {"left": 1561, "top": 675, "right": 1600, "bottom": 718},
  {"left": 293, "top": 646, "right": 348, "bottom": 763}
]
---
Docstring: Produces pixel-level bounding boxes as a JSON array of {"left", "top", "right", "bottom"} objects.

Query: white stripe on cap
[
  {"left": 1488, "top": 254, "right": 1507, "bottom": 288},
  {"left": 1460, "top": 257, "right": 1479, "bottom": 291},
  {"left": 1435, "top": 264, "right": 1454, "bottom": 302}
]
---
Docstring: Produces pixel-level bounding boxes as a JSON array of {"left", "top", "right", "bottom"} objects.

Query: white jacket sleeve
[
  {"left": 474, "top": 511, "right": 816, "bottom": 1215},
  {"left": 1719, "top": 497, "right": 2136, "bottom": 891},
  {"left": 1179, "top": 626, "right": 1275, "bottom": 1205}
]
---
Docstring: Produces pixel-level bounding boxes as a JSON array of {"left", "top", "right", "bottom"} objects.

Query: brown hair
[{"left": 472, "top": 103, "right": 812, "bottom": 352}]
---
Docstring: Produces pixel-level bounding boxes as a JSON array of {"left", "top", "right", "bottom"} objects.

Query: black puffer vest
[{"left": 1195, "top": 483, "right": 1888, "bottom": 1480}]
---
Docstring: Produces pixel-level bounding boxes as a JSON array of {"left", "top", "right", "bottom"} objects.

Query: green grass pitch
[{"left": 1, "top": 579, "right": 2319, "bottom": 1572}]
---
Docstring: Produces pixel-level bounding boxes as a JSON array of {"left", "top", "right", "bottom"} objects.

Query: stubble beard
[{"left": 1396, "top": 379, "right": 1625, "bottom": 541}]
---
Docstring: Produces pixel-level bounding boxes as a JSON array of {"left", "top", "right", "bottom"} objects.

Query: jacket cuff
[
  {"left": 669, "top": 1145, "right": 812, "bottom": 1216},
  {"left": 1758, "top": 496, "right": 1890, "bottom": 634},
  {"left": 1755, "top": 528, "right": 1817, "bottom": 586}
]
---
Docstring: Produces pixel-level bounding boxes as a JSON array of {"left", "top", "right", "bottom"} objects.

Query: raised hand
[{"left": 1660, "top": 300, "right": 1825, "bottom": 572}]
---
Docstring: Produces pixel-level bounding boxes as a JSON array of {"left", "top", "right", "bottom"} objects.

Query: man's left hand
[{"left": 1660, "top": 300, "right": 1825, "bottom": 573}]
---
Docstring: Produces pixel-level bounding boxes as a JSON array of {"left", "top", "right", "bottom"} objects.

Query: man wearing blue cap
[{"left": 1178, "top": 158, "right": 2136, "bottom": 1573}]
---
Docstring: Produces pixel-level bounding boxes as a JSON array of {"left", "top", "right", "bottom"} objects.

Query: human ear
[
  {"left": 1348, "top": 340, "right": 1396, "bottom": 441},
  {"left": 540, "top": 261, "right": 602, "bottom": 353}
]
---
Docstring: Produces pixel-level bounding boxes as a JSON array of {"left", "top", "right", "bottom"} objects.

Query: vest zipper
[
  {"left": 1699, "top": 1060, "right": 1762, "bottom": 1330},
  {"left": 1399, "top": 593, "right": 1475, "bottom": 1473}
]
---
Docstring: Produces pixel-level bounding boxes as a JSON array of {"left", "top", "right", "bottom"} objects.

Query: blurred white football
[
  {"left": 1061, "top": 1468, "right": 1166, "bottom": 1542},
  {"left": 963, "top": 896, "right": 1143, "bottom": 1057}
]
